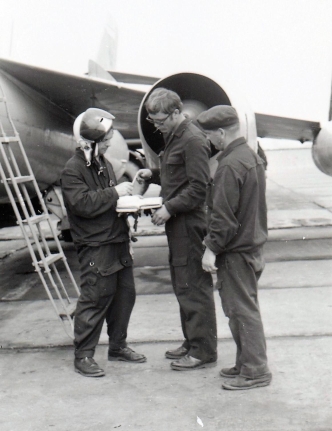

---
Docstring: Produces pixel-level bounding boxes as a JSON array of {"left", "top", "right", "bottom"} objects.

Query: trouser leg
[
  {"left": 228, "top": 317, "right": 242, "bottom": 371},
  {"left": 217, "top": 253, "right": 269, "bottom": 378},
  {"left": 74, "top": 255, "right": 117, "bottom": 359},
  {"left": 166, "top": 214, "right": 217, "bottom": 361},
  {"left": 170, "top": 261, "right": 217, "bottom": 361},
  {"left": 74, "top": 242, "right": 134, "bottom": 359},
  {"left": 178, "top": 307, "right": 190, "bottom": 350},
  {"left": 107, "top": 265, "right": 136, "bottom": 351}
]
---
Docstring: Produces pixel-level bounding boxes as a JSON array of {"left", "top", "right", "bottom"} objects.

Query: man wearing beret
[
  {"left": 145, "top": 88, "right": 218, "bottom": 371},
  {"left": 197, "top": 105, "right": 272, "bottom": 390}
]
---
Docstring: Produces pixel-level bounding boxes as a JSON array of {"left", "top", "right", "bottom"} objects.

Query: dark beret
[{"left": 197, "top": 105, "right": 239, "bottom": 130}]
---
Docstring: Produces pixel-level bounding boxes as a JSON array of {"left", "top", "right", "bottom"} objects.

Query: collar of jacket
[
  {"left": 173, "top": 117, "right": 191, "bottom": 137},
  {"left": 75, "top": 147, "right": 105, "bottom": 167},
  {"left": 216, "top": 137, "right": 246, "bottom": 162},
  {"left": 164, "top": 118, "right": 191, "bottom": 146}
]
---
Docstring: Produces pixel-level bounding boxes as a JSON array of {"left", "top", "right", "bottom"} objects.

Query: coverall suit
[
  {"left": 151, "top": 118, "right": 218, "bottom": 361},
  {"left": 61, "top": 148, "right": 135, "bottom": 359},
  {"left": 204, "top": 137, "right": 270, "bottom": 378}
]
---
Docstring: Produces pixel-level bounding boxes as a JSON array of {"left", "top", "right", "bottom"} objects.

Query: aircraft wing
[
  {"left": 0, "top": 58, "right": 147, "bottom": 139},
  {"left": 108, "top": 71, "right": 159, "bottom": 86},
  {"left": 255, "top": 113, "right": 321, "bottom": 143}
]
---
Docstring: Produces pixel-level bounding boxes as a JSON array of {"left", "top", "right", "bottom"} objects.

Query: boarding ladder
[{"left": 0, "top": 83, "right": 80, "bottom": 339}]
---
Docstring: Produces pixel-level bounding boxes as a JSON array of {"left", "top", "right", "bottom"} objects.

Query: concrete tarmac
[{"left": 1, "top": 144, "right": 332, "bottom": 431}]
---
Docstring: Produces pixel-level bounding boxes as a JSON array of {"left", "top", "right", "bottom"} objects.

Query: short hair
[{"left": 145, "top": 88, "right": 183, "bottom": 114}]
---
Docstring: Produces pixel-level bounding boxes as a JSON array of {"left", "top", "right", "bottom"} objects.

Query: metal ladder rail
[
  {"left": 0, "top": 140, "right": 59, "bottom": 269},
  {"left": 13, "top": 140, "right": 80, "bottom": 306},
  {"left": 0, "top": 143, "right": 77, "bottom": 337},
  {"left": 0, "top": 144, "right": 77, "bottom": 338},
  {"left": 16, "top": 136, "right": 79, "bottom": 293},
  {"left": 0, "top": 84, "right": 80, "bottom": 297},
  {"left": 0, "top": 91, "right": 79, "bottom": 338},
  {"left": 4, "top": 137, "right": 80, "bottom": 300},
  {"left": 0, "top": 159, "right": 67, "bottom": 322}
]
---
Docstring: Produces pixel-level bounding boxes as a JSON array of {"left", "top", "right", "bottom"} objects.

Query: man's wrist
[
  {"left": 204, "top": 244, "right": 216, "bottom": 256},
  {"left": 164, "top": 202, "right": 173, "bottom": 216}
]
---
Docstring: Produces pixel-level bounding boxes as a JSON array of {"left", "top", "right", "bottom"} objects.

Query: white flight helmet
[{"left": 73, "top": 108, "right": 115, "bottom": 166}]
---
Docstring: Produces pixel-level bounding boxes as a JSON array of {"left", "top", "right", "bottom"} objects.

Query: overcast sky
[{"left": 1, "top": 0, "right": 332, "bottom": 121}]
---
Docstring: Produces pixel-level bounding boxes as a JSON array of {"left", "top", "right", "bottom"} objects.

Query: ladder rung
[
  {"left": 1, "top": 83, "right": 80, "bottom": 340},
  {"left": 6, "top": 175, "right": 34, "bottom": 184},
  {"left": 0, "top": 136, "right": 19, "bottom": 143},
  {"left": 23, "top": 214, "right": 49, "bottom": 224},
  {"left": 38, "top": 253, "right": 64, "bottom": 267},
  {"left": 59, "top": 302, "right": 77, "bottom": 320}
]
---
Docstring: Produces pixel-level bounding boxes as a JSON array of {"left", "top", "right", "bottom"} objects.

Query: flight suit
[
  {"left": 61, "top": 149, "right": 135, "bottom": 358},
  {"left": 151, "top": 118, "right": 218, "bottom": 361}
]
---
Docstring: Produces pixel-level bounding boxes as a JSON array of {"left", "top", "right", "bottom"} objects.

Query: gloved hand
[
  {"left": 137, "top": 169, "right": 152, "bottom": 181},
  {"left": 114, "top": 182, "right": 133, "bottom": 196}
]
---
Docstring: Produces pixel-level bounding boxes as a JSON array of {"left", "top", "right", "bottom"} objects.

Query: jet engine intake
[
  {"left": 312, "top": 121, "right": 332, "bottom": 177},
  {"left": 138, "top": 72, "right": 258, "bottom": 170},
  {"left": 138, "top": 72, "right": 234, "bottom": 169}
]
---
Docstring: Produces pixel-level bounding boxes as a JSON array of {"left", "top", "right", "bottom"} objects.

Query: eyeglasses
[{"left": 146, "top": 112, "right": 172, "bottom": 126}]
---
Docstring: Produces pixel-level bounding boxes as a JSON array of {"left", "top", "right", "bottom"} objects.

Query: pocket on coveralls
[
  {"left": 84, "top": 263, "right": 120, "bottom": 307},
  {"left": 94, "top": 260, "right": 124, "bottom": 302},
  {"left": 98, "top": 261, "right": 124, "bottom": 277},
  {"left": 96, "top": 251, "right": 133, "bottom": 298},
  {"left": 84, "top": 272, "right": 100, "bottom": 304},
  {"left": 167, "top": 215, "right": 189, "bottom": 290},
  {"left": 171, "top": 255, "right": 189, "bottom": 290},
  {"left": 166, "top": 155, "right": 186, "bottom": 183}
]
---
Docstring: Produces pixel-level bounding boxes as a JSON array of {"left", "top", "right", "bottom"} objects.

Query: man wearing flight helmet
[{"left": 61, "top": 108, "right": 151, "bottom": 377}]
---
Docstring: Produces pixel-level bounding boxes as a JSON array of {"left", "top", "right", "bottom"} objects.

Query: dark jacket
[
  {"left": 151, "top": 118, "right": 211, "bottom": 215},
  {"left": 151, "top": 118, "right": 211, "bottom": 265},
  {"left": 204, "top": 137, "right": 267, "bottom": 257},
  {"left": 61, "top": 148, "right": 129, "bottom": 247}
]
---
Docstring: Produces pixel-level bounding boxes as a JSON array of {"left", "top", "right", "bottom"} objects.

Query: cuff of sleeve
[
  {"left": 150, "top": 169, "right": 160, "bottom": 184},
  {"left": 204, "top": 236, "right": 223, "bottom": 255},
  {"left": 164, "top": 201, "right": 175, "bottom": 216},
  {"left": 113, "top": 188, "right": 119, "bottom": 199},
  {"left": 104, "top": 186, "right": 119, "bottom": 204}
]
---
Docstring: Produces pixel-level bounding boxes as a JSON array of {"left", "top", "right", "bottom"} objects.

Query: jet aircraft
[{"left": 0, "top": 56, "right": 332, "bottom": 228}]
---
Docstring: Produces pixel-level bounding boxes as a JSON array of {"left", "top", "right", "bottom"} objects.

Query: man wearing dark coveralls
[
  {"left": 197, "top": 105, "right": 272, "bottom": 390},
  {"left": 145, "top": 88, "right": 218, "bottom": 371},
  {"left": 61, "top": 108, "right": 150, "bottom": 377}
]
